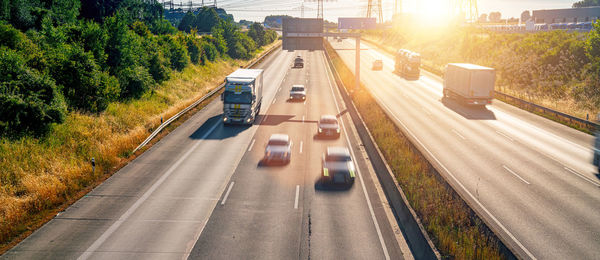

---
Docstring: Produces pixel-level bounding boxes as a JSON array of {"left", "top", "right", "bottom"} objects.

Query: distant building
[{"left": 532, "top": 6, "right": 600, "bottom": 23}]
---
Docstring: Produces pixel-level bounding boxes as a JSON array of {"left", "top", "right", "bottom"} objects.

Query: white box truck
[
  {"left": 443, "top": 63, "right": 496, "bottom": 106},
  {"left": 221, "top": 69, "right": 263, "bottom": 125}
]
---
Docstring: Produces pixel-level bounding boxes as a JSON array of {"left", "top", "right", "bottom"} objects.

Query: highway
[
  {"left": 330, "top": 38, "right": 600, "bottom": 260},
  {"left": 3, "top": 47, "right": 407, "bottom": 259}
]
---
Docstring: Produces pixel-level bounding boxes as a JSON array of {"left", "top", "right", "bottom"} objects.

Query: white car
[
  {"left": 289, "top": 85, "right": 306, "bottom": 101},
  {"left": 318, "top": 115, "right": 340, "bottom": 137},
  {"left": 264, "top": 134, "right": 292, "bottom": 164}
]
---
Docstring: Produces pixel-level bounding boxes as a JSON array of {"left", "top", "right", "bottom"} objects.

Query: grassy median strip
[
  {"left": 0, "top": 42, "right": 279, "bottom": 252},
  {"left": 324, "top": 41, "right": 506, "bottom": 259}
]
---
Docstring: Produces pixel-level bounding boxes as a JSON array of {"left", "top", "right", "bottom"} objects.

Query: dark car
[
  {"left": 594, "top": 131, "right": 599, "bottom": 172},
  {"left": 294, "top": 56, "right": 304, "bottom": 68},
  {"left": 372, "top": 59, "right": 383, "bottom": 71},
  {"left": 322, "top": 147, "right": 355, "bottom": 185}
]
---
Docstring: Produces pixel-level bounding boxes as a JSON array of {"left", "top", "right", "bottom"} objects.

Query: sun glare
[{"left": 416, "top": 0, "right": 451, "bottom": 24}]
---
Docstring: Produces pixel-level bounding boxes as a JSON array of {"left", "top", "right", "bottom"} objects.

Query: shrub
[
  {"left": 201, "top": 40, "right": 218, "bottom": 62},
  {"left": 117, "top": 65, "right": 154, "bottom": 99},
  {"left": 148, "top": 51, "right": 171, "bottom": 83},
  {"left": 0, "top": 47, "right": 66, "bottom": 137},
  {"left": 48, "top": 45, "right": 120, "bottom": 112}
]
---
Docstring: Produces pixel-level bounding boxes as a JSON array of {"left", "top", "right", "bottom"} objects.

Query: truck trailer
[
  {"left": 443, "top": 63, "right": 496, "bottom": 106},
  {"left": 221, "top": 69, "right": 263, "bottom": 125}
]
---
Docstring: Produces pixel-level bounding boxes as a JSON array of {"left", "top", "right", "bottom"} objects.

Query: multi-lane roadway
[
  {"left": 3, "top": 47, "right": 408, "bottom": 259},
  {"left": 330, "top": 38, "right": 600, "bottom": 260}
]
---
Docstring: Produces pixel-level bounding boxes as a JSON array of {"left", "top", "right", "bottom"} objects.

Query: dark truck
[{"left": 294, "top": 56, "right": 304, "bottom": 68}]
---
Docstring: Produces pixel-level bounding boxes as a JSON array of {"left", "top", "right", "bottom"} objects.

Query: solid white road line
[
  {"left": 502, "top": 165, "right": 531, "bottom": 185},
  {"left": 302, "top": 115, "right": 305, "bottom": 123},
  {"left": 564, "top": 167, "right": 600, "bottom": 187},
  {"left": 272, "top": 98, "right": 276, "bottom": 104},
  {"left": 300, "top": 141, "right": 303, "bottom": 154},
  {"left": 278, "top": 87, "right": 281, "bottom": 92},
  {"left": 294, "top": 185, "right": 300, "bottom": 209},
  {"left": 322, "top": 53, "right": 390, "bottom": 260},
  {"left": 221, "top": 182, "right": 235, "bottom": 205},
  {"left": 496, "top": 130, "right": 514, "bottom": 142},
  {"left": 247, "top": 139, "right": 256, "bottom": 152},
  {"left": 452, "top": 129, "right": 466, "bottom": 140},
  {"left": 338, "top": 52, "right": 537, "bottom": 259},
  {"left": 78, "top": 120, "right": 221, "bottom": 260}
]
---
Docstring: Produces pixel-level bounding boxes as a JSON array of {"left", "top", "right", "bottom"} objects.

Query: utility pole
[
  {"left": 317, "top": 0, "right": 323, "bottom": 19},
  {"left": 301, "top": 2, "right": 305, "bottom": 18}
]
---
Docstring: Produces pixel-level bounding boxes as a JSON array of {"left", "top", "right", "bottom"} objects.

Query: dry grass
[
  {"left": 325, "top": 41, "right": 506, "bottom": 259},
  {"left": 0, "top": 41, "right": 280, "bottom": 250}
]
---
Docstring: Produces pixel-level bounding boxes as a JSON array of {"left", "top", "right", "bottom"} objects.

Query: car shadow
[
  {"left": 314, "top": 177, "right": 352, "bottom": 192},
  {"left": 313, "top": 133, "right": 340, "bottom": 141},
  {"left": 189, "top": 115, "right": 251, "bottom": 140},
  {"left": 441, "top": 97, "right": 497, "bottom": 120},
  {"left": 286, "top": 98, "right": 305, "bottom": 103},
  {"left": 257, "top": 159, "right": 289, "bottom": 168}
]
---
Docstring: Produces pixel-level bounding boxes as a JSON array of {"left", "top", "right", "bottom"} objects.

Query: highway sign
[
  {"left": 283, "top": 18, "right": 323, "bottom": 50},
  {"left": 338, "top": 17, "right": 377, "bottom": 30}
]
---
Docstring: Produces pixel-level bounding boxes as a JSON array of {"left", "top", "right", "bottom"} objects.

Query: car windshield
[
  {"left": 320, "top": 118, "right": 337, "bottom": 124},
  {"left": 223, "top": 91, "right": 252, "bottom": 104},
  {"left": 268, "top": 140, "right": 288, "bottom": 146},
  {"left": 291, "top": 87, "right": 304, "bottom": 92},
  {"left": 326, "top": 154, "right": 351, "bottom": 162}
]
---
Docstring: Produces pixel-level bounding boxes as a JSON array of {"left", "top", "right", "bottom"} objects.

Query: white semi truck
[
  {"left": 221, "top": 69, "right": 263, "bottom": 125},
  {"left": 443, "top": 63, "right": 496, "bottom": 106}
]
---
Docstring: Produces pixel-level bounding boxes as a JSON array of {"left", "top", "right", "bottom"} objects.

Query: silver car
[
  {"left": 322, "top": 147, "right": 356, "bottom": 185},
  {"left": 264, "top": 134, "right": 292, "bottom": 164},
  {"left": 318, "top": 115, "right": 340, "bottom": 137},
  {"left": 289, "top": 85, "right": 306, "bottom": 101}
]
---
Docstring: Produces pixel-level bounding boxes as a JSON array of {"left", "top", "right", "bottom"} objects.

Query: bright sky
[{"left": 192, "top": 0, "right": 578, "bottom": 22}]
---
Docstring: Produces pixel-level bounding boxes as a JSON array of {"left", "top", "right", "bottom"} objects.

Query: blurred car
[
  {"left": 594, "top": 131, "right": 599, "bottom": 172},
  {"left": 372, "top": 59, "right": 383, "bottom": 70},
  {"left": 337, "top": 38, "right": 343, "bottom": 43},
  {"left": 294, "top": 56, "right": 304, "bottom": 68},
  {"left": 322, "top": 147, "right": 356, "bottom": 185},
  {"left": 289, "top": 85, "right": 306, "bottom": 101},
  {"left": 318, "top": 115, "right": 340, "bottom": 137},
  {"left": 264, "top": 134, "right": 292, "bottom": 164}
]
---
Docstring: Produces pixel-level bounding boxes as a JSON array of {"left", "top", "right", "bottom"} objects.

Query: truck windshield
[{"left": 223, "top": 91, "right": 252, "bottom": 104}]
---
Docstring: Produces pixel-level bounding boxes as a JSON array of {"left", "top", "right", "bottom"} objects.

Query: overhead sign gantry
[{"left": 282, "top": 17, "right": 376, "bottom": 91}]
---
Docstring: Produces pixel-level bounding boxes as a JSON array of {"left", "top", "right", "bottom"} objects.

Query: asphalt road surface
[
  {"left": 3, "top": 47, "right": 408, "bottom": 260},
  {"left": 330, "top": 38, "right": 600, "bottom": 260}
]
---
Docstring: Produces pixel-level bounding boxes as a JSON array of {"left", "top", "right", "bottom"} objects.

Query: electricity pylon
[
  {"left": 452, "top": 0, "right": 478, "bottom": 22},
  {"left": 366, "top": 0, "right": 383, "bottom": 23}
]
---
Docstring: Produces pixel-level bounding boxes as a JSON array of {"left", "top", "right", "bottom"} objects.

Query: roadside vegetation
[
  {"left": 364, "top": 19, "right": 600, "bottom": 123},
  {"left": 0, "top": 0, "right": 278, "bottom": 249},
  {"left": 325, "top": 41, "right": 505, "bottom": 259}
]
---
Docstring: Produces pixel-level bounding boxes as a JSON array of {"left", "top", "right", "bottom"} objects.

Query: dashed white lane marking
[
  {"left": 452, "top": 129, "right": 466, "bottom": 140},
  {"left": 496, "top": 130, "right": 514, "bottom": 142},
  {"left": 247, "top": 139, "right": 256, "bottom": 152},
  {"left": 503, "top": 165, "right": 531, "bottom": 185},
  {"left": 221, "top": 182, "right": 235, "bottom": 205},
  {"left": 78, "top": 120, "right": 221, "bottom": 260},
  {"left": 272, "top": 98, "right": 277, "bottom": 104},
  {"left": 300, "top": 141, "right": 303, "bottom": 153},
  {"left": 294, "top": 185, "right": 300, "bottom": 209},
  {"left": 564, "top": 167, "right": 600, "bottom": 187}
]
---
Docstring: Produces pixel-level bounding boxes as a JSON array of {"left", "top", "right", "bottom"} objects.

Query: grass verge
[
  {"left": 0, "top": 41, "right": 280, "bottom": 253},
  {"left": 324, "top": 41, "right": 507, "bottom": 259}
]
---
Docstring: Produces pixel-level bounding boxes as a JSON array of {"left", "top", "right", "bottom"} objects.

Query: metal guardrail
[{"left": 132, "top": 41, "right": 282, "bottom": 154}]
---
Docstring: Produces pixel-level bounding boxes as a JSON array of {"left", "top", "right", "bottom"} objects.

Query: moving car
[
  {"left": 264, "top": 134, "right": 292, "bottom": 164},
  {"left": 372, "top": 59, "right": 383, "bottom": 71},
  {"left": 594, "top": 131, "right": 599, "bottom": 172},
  {"left": 294, "top": 56, "right": 304, "bottom": 68},
  {"left": 318, "top": 115, "right": 340, "bottom": 137},
  {"left": 289, "top": 85, "right": 306, "bottom": 101},
  {"left": 322, "top": 147, "right": 356, "bottom": 185}
]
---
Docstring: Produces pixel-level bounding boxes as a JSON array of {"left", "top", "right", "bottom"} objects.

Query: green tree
[
  {"left": 248, "top": 22, "right": 265, "bottom": 46},
  {"left": 177, "top": 11, "right": 194, "bottom": 33},
  {"left": 573, "top": 0, "right": 600, "bottom": 8}
]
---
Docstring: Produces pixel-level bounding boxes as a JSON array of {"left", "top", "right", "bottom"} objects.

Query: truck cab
[{"left": 222, "top": 69, "right": 263, "bottom": 125}]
